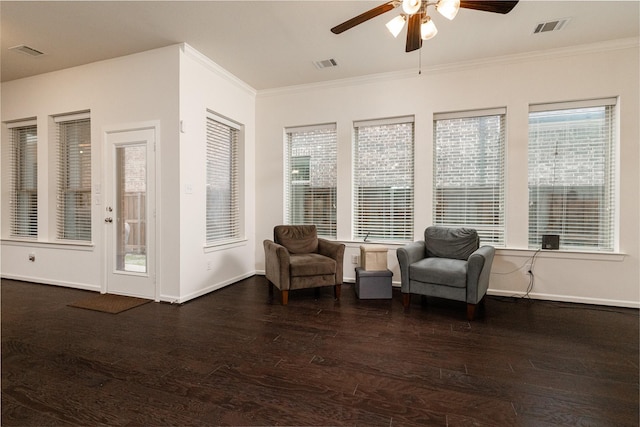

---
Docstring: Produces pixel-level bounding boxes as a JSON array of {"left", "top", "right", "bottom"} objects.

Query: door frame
[{"left": 102, "top": 121, "right": 160, "bottom": 301}]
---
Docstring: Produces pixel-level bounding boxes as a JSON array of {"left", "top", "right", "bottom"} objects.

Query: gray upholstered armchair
[
  {"left": 397, "top": 226, "right": 495, "bottom": 320},
  {"left": 263, "top": 225, "right": 345, "bottom": 305}
]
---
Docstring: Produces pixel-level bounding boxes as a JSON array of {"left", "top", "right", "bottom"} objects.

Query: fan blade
[
  {"left": 460, "top": 1, "right": 518, "bottom": 14},
  {"left": 331, "top": 1, "right": 397, "bottom": 34},
  {"left": 405, "top": 13, "right": 422, "bottom": 52}
]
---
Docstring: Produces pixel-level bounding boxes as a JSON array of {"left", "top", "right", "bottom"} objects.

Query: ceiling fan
[{"left": 331, "top": 0, "right": 519, "bottom": 53}]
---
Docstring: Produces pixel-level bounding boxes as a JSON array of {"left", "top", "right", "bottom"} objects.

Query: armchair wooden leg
[
  {"left": 402, "top": 293, "right": 411, "bottom": 309},
  {"left": 467, "top": 303, "right": 477, "bottom": 321},
  {"left": 281, "top": 290, "right": 289, "bottom": 305},
  {"left": 334, "top": 284, "right": 341, "bottom": 301}
]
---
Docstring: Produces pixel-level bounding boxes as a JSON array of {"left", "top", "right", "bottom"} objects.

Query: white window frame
[
  {"left": 528, "top": 98, "right": 617, "bottom": 252},
  {"left": 205, "top": 111, "right": 243, "bottom": 247},
  {"left": 353, "top": 116, "right": 415, "bottom": 242},
  {"left": 7, "top": 119, "right": 38, "bottom": 239},
  {"left": 433, "top": 108, "right": 506, "bottom": 246},
  {"left": 55, "top": 112, "right": 92, "bottom": 242},
  {"left": 284, "top": 123, "right": 337, "bottom": 238}
]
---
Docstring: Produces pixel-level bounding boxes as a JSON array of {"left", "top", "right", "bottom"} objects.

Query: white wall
[
  {"left": 0, "top": 43, "right": 259, "bottom": 304},
  {"left": 2, "top": 40, "right": 637, "bottom": 308},
  {"left": 176, "top": 45, "right": 257, "bottom": 302},
  {"left": 1, "top": 45, "right": 181, "bottom": 297},
  {"left": 255, "top": 39, "right": 640, "bottom": 308}
]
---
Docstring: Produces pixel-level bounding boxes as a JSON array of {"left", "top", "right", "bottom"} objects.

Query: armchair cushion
[
  {"left": 409, "top": 257, "right": 468, "bottom": 288},
  {"left": 274, "top": 225, "right": 318, "bottom": 254},
  {"left": 290, "top": 253, "right": 337, "bottom": 277},
  {"left": 425, "top": 226, "right": 479, "bottom": 260}
]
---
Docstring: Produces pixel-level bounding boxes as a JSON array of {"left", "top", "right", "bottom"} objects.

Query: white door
[{"left": 104, "top": 127, "right": 156, "bottom": 299}]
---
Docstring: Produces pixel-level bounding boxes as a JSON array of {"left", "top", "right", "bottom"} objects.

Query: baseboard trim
[
  {"left": 5, "top": 272, "right": 637, "bottom": 309},
  {"left": 173, "top": 271, "right": 256, "bottom": 304},
  {"left": 0, "top": 273, "right": 100, "bottom": 293},
  {"left": 256, "top": 271, "right": 397, "bottom": 287},
  {"left": 487, "top": 289, "right": 640, "bottom": 309}
]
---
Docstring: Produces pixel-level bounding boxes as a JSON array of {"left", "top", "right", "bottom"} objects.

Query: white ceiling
[{"left": 1, "top": 1, "right": 638, "bottom": 90}]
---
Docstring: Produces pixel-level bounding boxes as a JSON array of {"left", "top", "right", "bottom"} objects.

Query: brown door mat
[{"left": 68, "top": 293, "right": 152, "bottom": 314}]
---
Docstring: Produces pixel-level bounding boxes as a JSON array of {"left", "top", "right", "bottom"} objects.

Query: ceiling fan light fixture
[
  {"left": 329, "top": 0, "right": 520, "bottom": 53},
  {"left": 436, "top": 0, "right": 460, "bottom": 20},
  {"left": 421, "top": 16, "right": 438, "bottom": 40},
  {"left": 386, "top": 15, "right": 407, "bottom": 38},
  {"left": 402, "top": 0, "right": 421, "bottom": 15}
]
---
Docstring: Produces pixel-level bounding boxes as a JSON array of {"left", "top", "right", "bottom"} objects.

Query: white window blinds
[
  {"left": 206, "top": 113, "right": 241, "bottom": 245},
  {"left": 433, "top": 109, "right": 506, "bottom": 246},
  {"left": 353, "top": 116, "right": 414, "bottom": 242},
  {"left": 56, "top": 113, "right": 91, "bottom": 241},
  {"left": 528, "top": 99, "right": 616, "bottom": 251},
  {"left": 8, "top": 120, "right": 38, "bottom": 238},
  {"left": 284, "top": 123, "right": 337, "bottom": 238}
]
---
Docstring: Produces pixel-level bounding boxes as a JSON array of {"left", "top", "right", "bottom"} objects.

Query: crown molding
[
  {"left": 257, "top": 37, "right": 639, "bottom": 98},
  {"left": 257, "top": 68, "right": 420, "bottom": 99},
  {"left": 426, "top": 36, "right": 639, "bottom": 74},
  {"left": 180, "top": 43, "right": 257, "bottom": 97}
]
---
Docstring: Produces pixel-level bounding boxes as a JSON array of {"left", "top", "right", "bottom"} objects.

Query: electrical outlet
[
  {"left": 525, "top": 263, "right": 532, "bottom": 274},
  {"left": 28, "top": 253, "right": 35, "bottom": 262},
  {"left": 351, "top": 254, "right": 359, "bottom": 264},
  {"left": 207, "top": 261, "right": 212, "bottom": 271}
]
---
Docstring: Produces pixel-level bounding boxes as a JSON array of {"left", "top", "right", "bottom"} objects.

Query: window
[
  {"left": 528, "top": 99, "right": 616, "bottom": 251},
  {"left": 8, "top": 120, "right": 38, "bottom": 238},
  {"left": 433, "top": 108, "right": 506, "bottom": 246},
  {"left": 353, "top": 116, "right": 414, "bottom": 241},
  {"left": 284, "top": 124, "right": 337, "bottom": 238},
  {"left": 206, "top": 112, "right": 241, "bottom": 245},
  {"left": 56, "top": 113, "right": 91, "bottom": 241}
]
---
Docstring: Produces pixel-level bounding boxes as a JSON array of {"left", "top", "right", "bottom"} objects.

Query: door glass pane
[{"left": 116, "top": 145, "right": 146, "bottom": 273}]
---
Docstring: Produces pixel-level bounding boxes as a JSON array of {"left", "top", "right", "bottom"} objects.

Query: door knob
[{"left": 105, "top": 217, "right": 113, "bottom": 223}]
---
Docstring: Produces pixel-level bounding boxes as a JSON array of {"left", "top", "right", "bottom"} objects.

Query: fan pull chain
[{"left": 418, "top": 46, "right": 422, "bottom": 75}]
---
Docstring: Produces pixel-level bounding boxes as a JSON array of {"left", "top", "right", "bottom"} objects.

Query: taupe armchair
[
  {"left": 397, "top": 226, "right": 495, "bottom": 320},
  {"left": 263, "top": 225, "right": 345, "bottom": 305}
]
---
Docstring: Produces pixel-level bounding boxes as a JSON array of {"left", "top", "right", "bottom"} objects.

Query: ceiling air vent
[
  {"left": 9, "top": 44, "right": 45, "bottom": 57},
  {"left": 533, "top": 18, "right": 570, "bottom": 34},
  {"left": 313, "top": 58, "right": 338, "bottom": 69}
]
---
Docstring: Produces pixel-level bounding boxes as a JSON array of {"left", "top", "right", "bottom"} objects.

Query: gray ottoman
[{"left": 355, "top": 267, "right": 392, "bottom": 299}]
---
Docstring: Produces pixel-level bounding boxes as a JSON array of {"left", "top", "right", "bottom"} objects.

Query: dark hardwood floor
[{"left": 2, "top": 276, "right": 638, "bottom": 426}]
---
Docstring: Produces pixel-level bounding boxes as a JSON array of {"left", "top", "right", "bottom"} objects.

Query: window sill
[
  {"left": 341, "top": 242, "right": 626, "bottom": 262},
  {"left": 203, "top": 238, "right": 248, "bottom": 253},
  {"left": 496, "top": 247, "right": 626, "bottom": 262},
  {"left": 342, "top": 240, "right": 408, "bottom": 249},
  {"left": 1, "top": 239, "right": 95, "bottom": 251}
]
